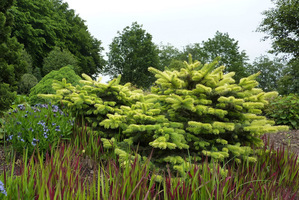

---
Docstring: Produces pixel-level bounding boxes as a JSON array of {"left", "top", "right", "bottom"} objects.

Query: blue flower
[
  {"left": 0, "top": 180, "right": 7, "bottom": 196},
  {"left": 41, "top": 104, "right": 48, "bottom": 109},
  {"left": 8, "top": 112, "right": 11, "bottom": 115},
  {"left": 53, "top": 114, "right": 57, "bottom": 118},
  {"left": 6, "top": 135, "right": 13, "bottom": 141},
  {"left": 24, "top": 114, "right": 28, "bottom": 118},
  {"left": 37, "top": 120, "right": 46, "bottom": 127},
  {"left": 29, "top": 128, "right": 34, "bottom": 132},
  {"left": 17, "top": 136, "right": 24, "bottom": 142},
  {"left": 17, "top": 104, "right": 25, "bottom": 110},
  {"left": 52, "top": 105, "right": 59, "bottom": 113},
  {"left": 32, "top": 138, "right": 39, "bottom": 146},
  {"left": 55, "top": 126, "right": 61, "bottom": 132},
  {"left": 16, "top": 121, "right": 22, "bottom": 125}
]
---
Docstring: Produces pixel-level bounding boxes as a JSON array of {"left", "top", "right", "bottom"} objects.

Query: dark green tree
[
  {"left": 247, "top": 55, "right": 285, "bottom": 92},
  {"left": 18, "top": 73, "right": 38, "bottom": 95},
  {"left": 258, "top": 0, "right": 299, "bottom": 95},
  {"left": 258, "top": 0, "right": 299, "bottom": 58},
  {"left": 11, "top": 0, "right": 105, "bottom": 78},
  {"left": 43, "top": 46, "right": 79, "bottom": 76},
  {"left": 180, "top": 32, "right": 249, "bottom": 81},
  {"left": 105, "top": 22, "right": 161, "bottom": 88},
  {"left": 278, "top": 58, "right": 299, "bottom": 95},
  {"left": 158, "top": 43, "right": 182, "bottom": 69},
  {"left": 0, "top": 0, "right": 26, "bottom": 112}
]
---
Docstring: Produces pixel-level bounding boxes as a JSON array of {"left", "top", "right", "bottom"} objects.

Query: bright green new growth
[{"left": 41, "top": 55, "right": 288, "bottom": 174}]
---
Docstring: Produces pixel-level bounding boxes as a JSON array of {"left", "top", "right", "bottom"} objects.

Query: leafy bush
[
  {"left": 41, "top": 56, "right": 288, "bottom": 174},
  {"left": 18, "top": 73, "right": 38, "bottom": 95},
  {"left": 29, "top": 66, "right": 81, "bottom": 105},
  {"left": 3, "top": 104, "right": 74, "bottom": 155},
  {"left": 263, "top": 94, "right": 299, "bottom": 129},
  {"left": 0, "top": 83, "right": 16, "bottom": 116}
]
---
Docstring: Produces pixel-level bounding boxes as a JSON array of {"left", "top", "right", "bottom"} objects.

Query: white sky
[{"left": 63, "top": 0, "right": 275, "bottom": 82}]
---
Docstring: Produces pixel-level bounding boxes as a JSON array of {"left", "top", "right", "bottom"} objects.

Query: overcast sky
[{"left": 63, "top": 0, "right": 275, "bottom": 63}]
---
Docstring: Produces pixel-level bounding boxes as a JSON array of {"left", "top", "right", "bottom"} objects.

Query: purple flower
[
  {"left": 55, "top": 126, "right": 61, "bottom": 132},
  {"left": 52, "top": 105, "right": 59, "bottom": 113},
  {"left": 16, "top": 121, "right": 22, "bottom": 125},
  {"left": 17, "top": 104, "right": 25, "bottom": 110},
  {"left": 0, "top": 180, "right": 7, "bottom": 196},
  {"left": 32, "top": 138, "right": 39, "bottom": 146}
]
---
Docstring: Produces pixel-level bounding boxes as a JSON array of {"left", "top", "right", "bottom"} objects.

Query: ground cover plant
[
  {"left": 3, "top": 103, "right": 74, "bottom": 156},
  {"left": 41, "top": 56, "right": 289, "bottom": 174}
]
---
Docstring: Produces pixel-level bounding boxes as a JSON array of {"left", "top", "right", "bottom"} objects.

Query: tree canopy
[
  {"left": 10, "top": 0, "right": 105, "bottom": 78},
  {"left": 258, "top": 0, "right": 299, "bottom": 95},
  {"left": 0, "top": 0, "right": 26, "bottom": 112},
  {"left": 105, "top": 22, "right": 161, "bottom": 88},
  {"left": 258, "top": 0, "right": 299, "bottom": 59}
]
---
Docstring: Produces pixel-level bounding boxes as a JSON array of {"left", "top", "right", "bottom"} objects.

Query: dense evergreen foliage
[
  {"left": 41, "top": 56, "right": 287, "bottom": 174},
  {"left": 29, "top": 66, "right": 81, "bottom": 105}
]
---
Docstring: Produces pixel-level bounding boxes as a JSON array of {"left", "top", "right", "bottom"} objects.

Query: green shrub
[
  {"left": 18, "top": 73, "right": 38, "bottom": 95},
  {"left": 0, "top": 83, "right": 16, "bottom": 116},
  {"left": 3, "top": 103, "right": 74, "bottom": 155},
  {"left": 263, "top": 94, "right": 299, "bottom": 129},
  {"left": 41, "top": 56, "right": 288, "bottom": 174},
  {"left": 29, "top": 66, "right": 81, "bottom": 105}
]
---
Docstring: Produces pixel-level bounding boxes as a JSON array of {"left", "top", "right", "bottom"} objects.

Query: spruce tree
[{"left": 42, "top": 55, "right": 288, "bottom": 174}]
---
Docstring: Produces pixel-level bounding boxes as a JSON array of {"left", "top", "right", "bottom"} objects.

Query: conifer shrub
[
  {"left": 29, "top": 66, "right": 81, "bottom": 105},
  {"left": 40, "top": 56, "right": 288, "bottom": 174}
]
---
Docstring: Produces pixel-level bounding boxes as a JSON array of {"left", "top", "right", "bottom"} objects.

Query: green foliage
[
  {"left": 39, "top": 74, "right": 142, "bottom": 139},
  {"left": 0, "top": 84, "right": 16, "bottom": 115},
  {"left": 0, "top": 0, "right": 26, "bottom": 113},
  {"left": 180, "top": 31, "right": 250, "bottom": 81},
  {"left": 11, "top": 0, "right": 106, "bottom": 78},
  {"left": 29, "top": 66, "right": 81, "bottom": 105},
  {"left": 258, "top": 0, "right": 299, "bottom": 58},
  {"left": 42, "top": 46, "right": 79, "bottom": 76},
  {"left": 105, "top": 22, "right": 161, "bottom": 88},
  {"left": 3, "top": 104, "right": 74, "bottom": 155},
  {"left": 18, "top": 73, "right": 38, "bottom": 95},
  {"left": 44, "top": 56, "right": 288, "bottom": 174},
  {"left": 247, "top": 55, "right": 286, "bottom": 92},
  {"left": 277, "top": 58, "right": 299, "bottom": 95},
  {"left": 263, "top": 94, "right": 299, "bottom": 129}
]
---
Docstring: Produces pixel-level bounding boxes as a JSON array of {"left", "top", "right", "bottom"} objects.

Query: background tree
[
  {"left": 11, "top": 0, "right": 105, "bottom": 78},
  {"left": 18, "top": 73, "right": 38, "bottom": 95},
  {"left": 43, "top": 47, "right": 79, "bottom": 75},
  {"left": 200, "top": 31, "right": 249, "bottom": 81},
  {"left": 0, "top": 0, "right": 26, "bottom": 113},
  {"left": 158, "top": 43, "right": 182, "bottom": 69},
  {"left": 258, "top": 0, "right": 298, "bottom": 94},
  {"left": 160, "top": 32, "right": 250, "bottom": 81},
  {"left": 247, "top": 55, "right": 285, "bottom": 92},
  {"left": 105, "top": 22, "right": 160, "bottom": 88},
  {"left": 258, "top": 0, "right": 299, "bottom": 58}
]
